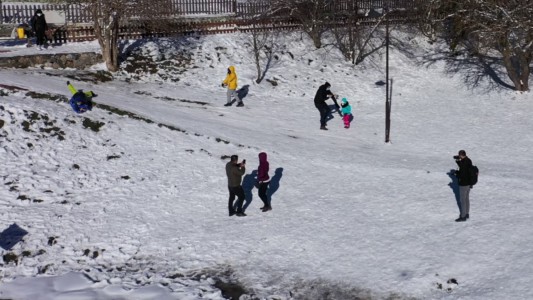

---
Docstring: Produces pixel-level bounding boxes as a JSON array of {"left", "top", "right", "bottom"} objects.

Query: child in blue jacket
[
  {"left": 340, "top": 97, "right": 352, "bottom": 128},
  {"left": 67, "top": 81, "right": 96, "bottom": 113}
]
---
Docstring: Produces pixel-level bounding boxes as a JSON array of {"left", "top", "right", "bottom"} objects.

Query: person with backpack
[
  {"left": 67, "top": 81, "right": 96, "bottom": 114},
  {"left": 30, "top": 9, "right": 48, "bottom": 50},
  {"left": 313, "top": 82, "right": 340, "bottom": 130},
  {"left": 454, "top": 150, "right": 474, "bottom": 222},
  {"left": 221, "top": 66, "right": 244, "bottom": 107}
]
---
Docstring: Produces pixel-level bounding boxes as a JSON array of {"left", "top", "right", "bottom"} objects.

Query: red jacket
[{"left": 257, "top": 152, "right": 270, "bottom": 182}]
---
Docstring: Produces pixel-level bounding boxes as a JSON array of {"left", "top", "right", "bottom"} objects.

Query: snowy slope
[{"left": 1, "top": 30, "right": 533, "bottom": 300}]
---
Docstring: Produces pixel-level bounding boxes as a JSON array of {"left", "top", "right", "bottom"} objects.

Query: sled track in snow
[{"left": 0, "top": 84, "right": 258, "bottom": 152}]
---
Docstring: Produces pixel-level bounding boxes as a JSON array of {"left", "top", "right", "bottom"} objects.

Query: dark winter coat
[
  {"left": 226, "top": 161, "right": 245, "bottom": 187},
  {"left": 314, "top": 82, "right": 334, "bottom": 106},
  {"left": 67, "top": 82, "right": 94, "bottom": 114},
  {"left": 69, "top": 92, "right": 93, "bottom": 114},
  {"left": 456, "top": 156, "right": 473, "bottom": 186},
  {"left": 257, "top": 152, "right": 270, "bottom": 182},
  {"left": 31, "top": 9, "right": 48, "bottom": 33}
]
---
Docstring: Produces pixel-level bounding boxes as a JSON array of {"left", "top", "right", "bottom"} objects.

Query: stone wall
[{"left": 0, "top": 52, "right": 102, "bottom": 69}]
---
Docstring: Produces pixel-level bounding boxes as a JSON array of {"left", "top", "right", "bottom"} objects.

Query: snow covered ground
[{"left": 1, "top": 29, "right": 533, "bottom": 300}]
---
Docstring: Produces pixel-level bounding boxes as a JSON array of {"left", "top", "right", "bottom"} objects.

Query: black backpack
[{"left": 469, "top": 165, "right": 479, "bottom": 186}]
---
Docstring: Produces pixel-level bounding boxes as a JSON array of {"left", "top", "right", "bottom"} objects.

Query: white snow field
[{"left": 1, "top": 29, "right": 533, "bottom": 300}]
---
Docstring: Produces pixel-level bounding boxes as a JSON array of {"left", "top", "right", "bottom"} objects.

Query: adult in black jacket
[
  {"left": 454, "top": 150, "right": 472, "bottom": 222},
  {"left": 31, "top": 9, "right": 48, "bottom": 50},
  {"left": 314, "top": 82, "right": 339, "bottom": 130}
]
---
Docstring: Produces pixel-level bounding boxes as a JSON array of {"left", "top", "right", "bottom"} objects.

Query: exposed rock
[{"left": 0, "top": 52, "right": 102, "bottom": 69}]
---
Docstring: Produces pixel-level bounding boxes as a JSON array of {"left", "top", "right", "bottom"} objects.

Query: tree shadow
[
  {"left": 267, "top": 168, "right": 284, "bottom": 205},
  {"left": 242, "top": 170, "right": 257, "bottom": 211},
  {"left": 355, "top": 42, "right": 386, "bottom": 65},
  {"left": 118, "top": 36, "right": 203, "bottom": 65},
  {"left": 119, "top": 39, "right": 148, "bottom": 63},
  {"left": 447, "top": 169, "right": 460, "bottom": 213},
  {"left": 386, "top": 27, "right": 516, "bottom": 92},
  {"left": 419, "top": 48, "right": 516, "bottom": 92},
  {"left": 237, "top": 85, "right": 250, "bottom": 101}
]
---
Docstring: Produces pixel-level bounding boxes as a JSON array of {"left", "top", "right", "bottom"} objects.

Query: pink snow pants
[{"left": 343, "top": 114, "right": 351, "bottom": 128}]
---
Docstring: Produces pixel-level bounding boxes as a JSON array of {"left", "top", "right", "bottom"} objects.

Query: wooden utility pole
[{"left": 384, "top": 5, "right": 392, "bottom": 143}]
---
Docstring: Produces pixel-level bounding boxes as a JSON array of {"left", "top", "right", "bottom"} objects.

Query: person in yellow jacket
[{"left": 221, "top": 66, "right": 244, "bottom": 107}]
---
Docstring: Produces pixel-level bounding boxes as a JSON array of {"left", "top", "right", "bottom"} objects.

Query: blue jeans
[{"left": 459, "top": 185, "right": 471, "bottom": 218}]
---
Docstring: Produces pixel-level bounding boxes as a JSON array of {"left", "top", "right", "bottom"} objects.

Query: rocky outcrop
[{"left": 0, "top": 52, "right": 102, "bottom": 69}]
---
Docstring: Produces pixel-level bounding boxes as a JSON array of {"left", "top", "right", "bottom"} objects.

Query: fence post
[{"left": 1, "top": 1, "right": 3, "bottom": 25}]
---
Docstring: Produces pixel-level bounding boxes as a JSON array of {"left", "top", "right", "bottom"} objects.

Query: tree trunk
[
  {"left": 101, "top": 15, "right": 119, "bottom": 72},
  {"left": 106, "top": 19, "right": 120, "bottom": 72},
  {"left": 253, "top": 33, "right": 263, "bottom": 84},
  {"left": 518, "top": 53, "right": 531, "bottom": 91},
  {"left": 93, "top": 8, "right": 120, "bottom": 72},
  {"left": 251, "top": 22, "right": 261, "bottom": 84},
  {"left": 311, "top": 26, "right": 322, "bottom": 49},
  {"left": 502, "top": 47, "right": 530, "bottom": 92}
]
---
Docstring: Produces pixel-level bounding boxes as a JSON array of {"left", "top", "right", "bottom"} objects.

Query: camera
[
  {"left": 453, "top": 155, "right": 460, "bottom": 160},
  {"left": 242, "top": 159, "right": 246, "bottom": 164}
]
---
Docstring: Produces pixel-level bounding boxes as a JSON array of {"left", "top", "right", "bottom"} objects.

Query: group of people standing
[
  {"left": 222, "top": 67, "right": 353, "bottom": 130},
  {"left": 313, "top": 82, "right": 353, "bottom": 130},
  {"left": 224, "top": 149, "right": 475, "bottom": 220},
  {"left": 220, "top": 67, "right": 474, "bottom": 221},
  {"left": 225, "top": 152, "right": 271, "bottom": 217}
]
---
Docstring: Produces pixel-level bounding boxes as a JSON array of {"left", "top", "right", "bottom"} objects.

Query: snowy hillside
[{"left": 1, "top": 30, "right": 533, "bottom": 300}]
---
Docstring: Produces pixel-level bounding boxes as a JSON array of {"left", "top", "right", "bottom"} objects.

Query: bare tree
[
  {"left": 242, "top": 0, "right": 281, "bottom": 83},
  {"left": 60, "top": 0, "right": 175, "bottom": 72},
  {"left": 271, "top": 0, "right": 335, "bottom": 48},
  {"left": 331, "top": 4, "right": 388, "bottom": 65},
  {"left": 249, "top": 29, "right": 277, "bottom": 84},
  {"left": 421, "top": 0, "right": 533, "bottom": 91},
  {"left": 330, "top": 1, "right": 360, "bottom": 63}
]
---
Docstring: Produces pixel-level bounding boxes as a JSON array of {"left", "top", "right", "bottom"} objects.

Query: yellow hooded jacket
[
  {"left": 222, "top": 66, "right": 238, "bottom": 90},
  {"left": 68, "top": 82, "right": 95, "bottom": 98}
]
